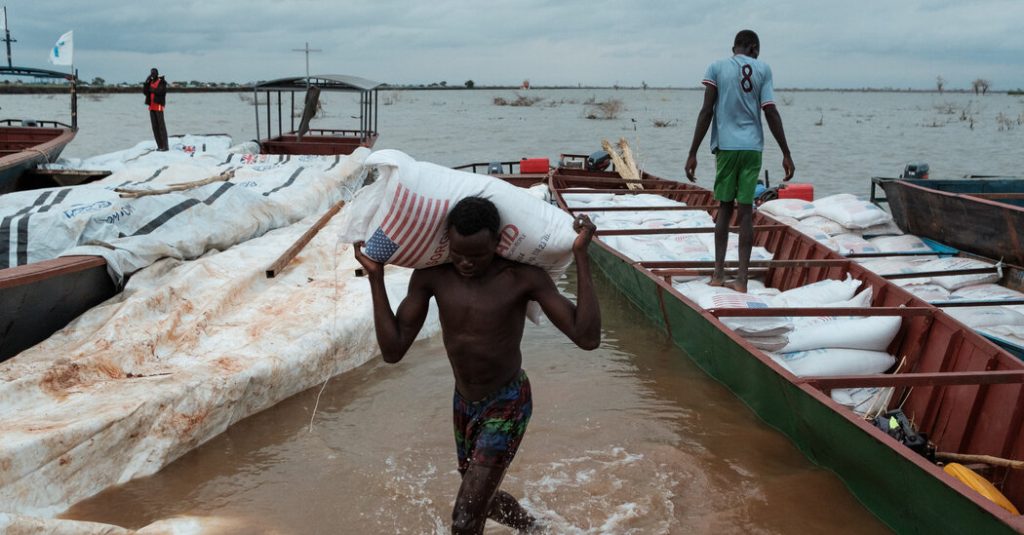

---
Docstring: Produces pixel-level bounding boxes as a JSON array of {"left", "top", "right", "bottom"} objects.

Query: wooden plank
[
  {"left": 709, "top": 307, "right": 935, "bottom": 318},
  {"left": 550, "top": 176, "right": 666, "bottom": 186},
  {"left": 0, "top": 255, "right": 107, "bottom": 289},
  {"left": 804, "top": 370, "right": 1024, "bottom": 390},
  {"left": 566, "top": 205, "right": 717, "bottom": 212},
  {"left": 597, "top": 225, "right": 786, "bottom": 236},
  {"left": 23, "top": 168, "right": 111, "bottom": 177},
  {"left": 646, "top": 259, "right": 851, "bottom": 271},
  {"left": 958, "top": 354, "right": 1000, "bottom": 452},
  {"left": 266, "top": 200, "right": 345, "bottom": 278},
  {"left": 922, "top": 331, "right": 965, "bottom": 433},
  {"left": 647, "top": 268, "right": 769, "bottom": 277},
  {"left": 931, "top": 299, "right": 1024, "bottom": 307},
  {"left": 560, "top": 188, "right": 686, "bottom": 194},
  {"left": 965, "top": 192, "right": 1024, "bottom": 201},
  {"left": 846, "top": 251, "right": 944, "bottom": 258},
  {"left": 882, "top": 267, "right": 999, "bottom": 280}
]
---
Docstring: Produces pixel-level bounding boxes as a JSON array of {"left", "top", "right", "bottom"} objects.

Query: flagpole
[{"left": 3, "top": 6, "right": 15, "bottom": 68}]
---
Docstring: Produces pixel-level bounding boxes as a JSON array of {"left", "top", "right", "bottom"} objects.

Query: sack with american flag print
[{"left": 338, "top": 149, "right": 576, "bottom": 274}]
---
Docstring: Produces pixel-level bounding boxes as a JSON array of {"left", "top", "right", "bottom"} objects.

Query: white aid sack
[
  {"left": 338, "top": 150, "right": 575, "bottom": 272},
  {"left": 769, "top": 214, "right": 801, "bottom": 227},
  {"left": 907, "top": 284, "right": 952, "bottom": 302},
  {"left": 857, "top": 219, "right": 904, "bottom": 237},
  {"left": 868, "top": 234, "right": 932, "bottom": 253},
  {"left": 813, "top": 194, "right": 893, "bottom": 229},
  {"left": 859, "top": 258, "right": 932, "bottom": 286},
  {"left": 601, "top": 236, "right": 676, "bottom": 262},
  {"left": 771, "top": 348, "right": 895, "bottom": 377},
  {"left": 916, "top": 257, "right": 1001, "bottom": 291},
  {"left": 945, "top": 307, "right": 1024, "bottom": 329},
  {"left": 770, "top": 274, "right": 862, "bottom": 307},
  {"left": 743, "top": 333, "right": 790, "bottom": 352},
  {"left": 561, "top": 192, "right": 617, "bottom": 205},
  {"left": 759, "top": 198, "right": 816, "bottom": 219},
  {"left": 833, "top": 233, "right": 880, "bottom": 255},
  {"left": 952, "top": 284, "right": 1024, "bottom": 301},
  {"left": 794, "top": 224, "right": 840, "bottom": 251},
  {"left": 697, "top": 292, "right": 792, "bottom": 336},
  {"left": 782, "top": 315, "right": 902, "bottom": 353},
  {"left": 831, "top": 387, "right": 892, "bottom": 416},
  {"left": 798, "top": 215, "right": 847, "bottom": 236},
  {"left": 789, "top": 289, "right": 876, "bottom": 329},
  {"left": 696, "top": 233, "right": 774, "bottom": 261}
]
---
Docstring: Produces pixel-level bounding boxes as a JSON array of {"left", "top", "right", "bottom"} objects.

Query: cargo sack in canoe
[{"left": 337, "top": 149, "right": 577, "bottom": 322}]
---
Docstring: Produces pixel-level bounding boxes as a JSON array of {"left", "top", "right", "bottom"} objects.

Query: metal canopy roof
[
  {"left": 0, "top": 66, "right": 74, "bottom": 80},
  {"left": 255, "top": 74, "right": 382, "bottom": 92}
]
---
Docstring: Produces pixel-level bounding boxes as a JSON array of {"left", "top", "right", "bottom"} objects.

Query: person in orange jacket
[{"left": 143, "top": 68, "right": 168, "bottom": 151}]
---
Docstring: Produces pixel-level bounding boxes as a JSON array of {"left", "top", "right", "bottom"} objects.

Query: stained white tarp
[
  {"left": 3, "top": 136, "right": 369, "bottom": 282},
  {"left": 0, "top": 208, "right": 440, "bottom": 529}
]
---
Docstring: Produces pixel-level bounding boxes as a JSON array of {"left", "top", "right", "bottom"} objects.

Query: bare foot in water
[{"left": 725, "top": 279, "right": 748, "bottom": 293}]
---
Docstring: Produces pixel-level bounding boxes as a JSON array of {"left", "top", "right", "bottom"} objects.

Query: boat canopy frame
[
  {"left": 252, "top": 74, "right": 381, "bottom": 143},
  {"left": 0, "top": 65, "right": 78, "bottom": 130}
]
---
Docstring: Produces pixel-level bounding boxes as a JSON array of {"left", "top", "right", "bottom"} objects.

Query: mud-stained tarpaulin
[{"left": 0, "top": 185, "right": 441, "bottom": 531}]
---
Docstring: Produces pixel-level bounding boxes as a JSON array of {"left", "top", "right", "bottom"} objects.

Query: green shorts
[{"left": 714, "top": 150, "right": 762, "bottom": 205}]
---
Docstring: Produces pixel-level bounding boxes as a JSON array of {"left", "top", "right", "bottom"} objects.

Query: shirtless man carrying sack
[{"left": 355, "top": 196, "right": 601, "bottom": 534}]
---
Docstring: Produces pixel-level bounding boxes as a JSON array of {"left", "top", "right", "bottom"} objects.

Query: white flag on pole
[{"left": 48, "top": 30, "right": 74, "bottom": 66}]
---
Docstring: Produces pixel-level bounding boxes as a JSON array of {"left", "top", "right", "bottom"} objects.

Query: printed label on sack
[
  {"left": 496, "top": 224, "right": 520, "bottom": 256},
  {"left": 63, "top": 201, "right": 112, "bottom": 219},
  {"left": 425, "top": 233, "right": 450, "bottom": 267}
]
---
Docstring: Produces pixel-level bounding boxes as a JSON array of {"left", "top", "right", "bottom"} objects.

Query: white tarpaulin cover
[
  {"left": 0, "top": 137, "right": 443, "bottom": 532},
  {"left": 0, "top": 208, "right": 440, "bottom": 530},
  {"left": 4, "top": 136, "right": 369, "bottom": 282}
]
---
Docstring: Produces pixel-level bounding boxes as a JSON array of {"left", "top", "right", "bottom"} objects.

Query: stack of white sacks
[
  {"left": 566, "top": 192, "right": 773, "bottom": 266},
  {"left": 760, "top": 194, "right": 1024, "bottom": 349},
  {"left": 566, "top": 192, "right": 899, "bottom": 416}
]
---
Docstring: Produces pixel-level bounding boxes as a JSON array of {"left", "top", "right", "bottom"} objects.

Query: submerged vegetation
[
  {"left": 493, "top": 94, "right": 544, "bottom": 107},
  {"left": 585, "top": 98, "right": 624, "bottom": 120}
]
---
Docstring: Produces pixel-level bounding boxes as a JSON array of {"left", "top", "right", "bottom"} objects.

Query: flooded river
[
  {"left": 7, "top": 87, "right": 1019, "bottom": 532},
  {"left": 64, "top": 272, "right": 888, "bottom": 534}
]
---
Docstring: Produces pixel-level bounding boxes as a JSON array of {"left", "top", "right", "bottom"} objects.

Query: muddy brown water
[{"left": 64, "top": 271, "right": 890, "bottom": 534}]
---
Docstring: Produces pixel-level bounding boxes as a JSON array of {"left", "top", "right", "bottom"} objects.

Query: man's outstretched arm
[
  {"left": 685, "top": 85, "right": 717, "bottom": 182},
  {"left": 354, "top": 242, "right": 431, "bottom": 363},
  {"left": 763, "top": 105, "right": 795, "bottom": 180},
  {"left": 530, "top": 215, "right": 600, "bottom": 350}
]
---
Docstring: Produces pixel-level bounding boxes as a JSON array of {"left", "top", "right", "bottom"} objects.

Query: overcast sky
[{"left": 4, "top": 0, "right": 1023, "bottom": 90}]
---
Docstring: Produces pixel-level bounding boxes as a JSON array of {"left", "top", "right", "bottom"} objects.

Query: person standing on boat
[
  {"left": 354, "top": 197, "right": 601, "bottom": 534},
  {"left": 685, "top": 30, "right": 794, "bottom": 293},
  {"left": 143, "top": 68, "right": 169, "bottom": 151}
]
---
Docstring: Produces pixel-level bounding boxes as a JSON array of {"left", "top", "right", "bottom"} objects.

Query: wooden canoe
[
  {"left": 871, "top": 177, "right": 1024, "bottom": 268},
  {"left": 0, "top": 255, "right": 116, "bottom": 361},
  {"left": 0, "top": 123, "right": 77, "bottom": 194},
  {"left": 538, "top": 161, "right": 1024, "bottom": 533}
]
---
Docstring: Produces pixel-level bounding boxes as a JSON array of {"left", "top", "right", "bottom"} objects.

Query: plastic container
[
  {"left": 520, "top": 158, "right": 550, "bottom": 174},
  {"left": 778, "top": 183, "right": 814, "bottom": 201}
]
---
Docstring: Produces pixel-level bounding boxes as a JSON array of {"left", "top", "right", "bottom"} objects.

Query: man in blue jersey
[{"left": 685, "top": 30, "right": 794, "bottom": 293}]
